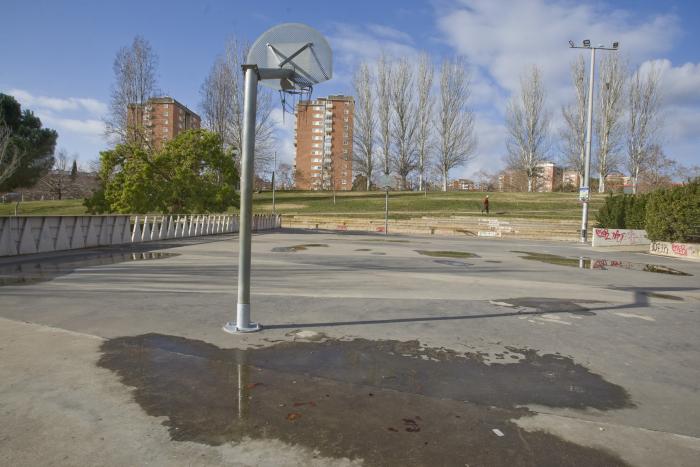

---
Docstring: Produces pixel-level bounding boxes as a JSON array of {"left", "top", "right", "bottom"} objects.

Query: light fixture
[
  {"left": 569, "top": 40, "right": 575, "bottom": 47},
  {"left": 583, "top": 39, "right": 591, "bottom": 47},
  {"left": 612, "top": 41, "right": 619, "bottom": 49}
]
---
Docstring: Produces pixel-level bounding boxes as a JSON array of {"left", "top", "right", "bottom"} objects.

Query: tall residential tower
[
  {"left": 294, "top": 95, "right": 354, "bottom": 190},
  {"left": 127, "top": 97, "right": 201, "bottom": 149}
]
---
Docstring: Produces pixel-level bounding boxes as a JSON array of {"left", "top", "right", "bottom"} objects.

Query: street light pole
[
  {"left": 569, "top": 40, "right": 618, "bottom": 243},
  {"left": 581, "top": 46, "right": 595, "bottom": 243}
]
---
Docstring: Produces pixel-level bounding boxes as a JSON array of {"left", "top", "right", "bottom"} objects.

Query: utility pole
[{"left": 569, "top": 39, "right": 619, "bottom": 243}]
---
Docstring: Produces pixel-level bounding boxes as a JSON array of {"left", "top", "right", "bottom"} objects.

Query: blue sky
[{"left": 1, "top": 0, "right": 698, "bottom": 177}]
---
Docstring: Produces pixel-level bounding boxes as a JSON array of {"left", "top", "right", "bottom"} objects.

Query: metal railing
[{"left": 0, "top": 214, "right": 280, "bottom": 257}]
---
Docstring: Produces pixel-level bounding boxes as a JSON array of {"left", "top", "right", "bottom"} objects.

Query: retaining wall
[
  {"left": 0, "top": 214, "right": 280, "bottom": 257},
  {"left": 649, "top": 241, "right": 700, "bottom": 261},
  {"left": 592, "top": 228, "right": 650, "bottom": 247},
  {"left": 281, "top": 215, "right": 581, "bottom": 241}
]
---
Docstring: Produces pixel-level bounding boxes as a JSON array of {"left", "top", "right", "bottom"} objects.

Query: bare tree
[
  {"left": 627, "top": 64, "right": 662, "bottom": 194},
  {"left": 560, "top": 56, "right": 586, "bottom": 185},
  {"left": 596, "top": 54, "right": 626, "bottom": 192},
  {"left": 277, "top": 163, "right": 293, "bottom": 189},
  {"left": 106, "top": 36, "right": 159, "bottom": 143},
  {"left": 638, "top": 144, "right": 676, "bottom": 191},
  {"left": 415, "top": 53, "right": 434, "bottom": 192},
  {"left": 505, "top": 66, "right": 550, "bottom": 192},
  {"left": 200, "top": 38, "right": 276, "bottom": 175},
  {"left": 0, "top": 125, "right": 23, "bottom": 187},
  {"left": 435, "top": 58, "right": 477, "bottom": 192},
  {"left": 376, "top": 53, "right": 392, "bottom": 176},
  {"left": 390, "top": 58, "right": 418, "bottom": 190},
  {"left": 352, "top": 63, "right": 376, "bottom": 190},
  {"left": 200, "top": 55, "right": 235, "bottom": 148},
  {"left": 39, "top": 149, "right": 71, "bottom": 200}
]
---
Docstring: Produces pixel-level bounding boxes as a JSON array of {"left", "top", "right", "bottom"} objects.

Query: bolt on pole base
[{"left": 223, "top": 304, "right": 262, "bottom": 334}]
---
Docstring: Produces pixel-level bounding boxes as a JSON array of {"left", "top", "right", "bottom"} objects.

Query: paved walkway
[{"left": 1, "top": 231, "right": 699, "bottom": 466}]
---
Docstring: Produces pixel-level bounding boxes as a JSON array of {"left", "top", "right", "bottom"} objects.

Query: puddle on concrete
[
  {"left": 0, "top": 251, "right": 179, "bottom": 286},
  {"left": 361, "top": 239, "right": 411, "bottom": 243},
  {"left": 432, "top": 259, "right": 473, "bottom": 267},
  {"left": 99, "top": 334, "right": 630, "bottom": 466},
  {"left": 512, "top": 251, "right": 691, "bottom": 276},
  {"left": 415, "top": 250, "right": 478, "bottom": 259},
  {"left": 371, "top": 252, "right": 386, "bottom": 256},
  {"left": 271, "top": 244, "right": 329, "bottom": 253},
  {"left": 354, "top": 248, "right": 372, "bottom": 252},
  {"left": 485, "top": 260, "right": 503, "bottom": 263},
  {"left": 491, "top": 297, "right": 598, "bottom": 316}
]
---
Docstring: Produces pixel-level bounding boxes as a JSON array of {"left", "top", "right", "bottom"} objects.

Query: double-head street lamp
[{"left": 569, "top": 39, "right": 619, "bottom": 243}]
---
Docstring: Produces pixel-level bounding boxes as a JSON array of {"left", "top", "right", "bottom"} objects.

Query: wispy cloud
[{"left": 7, "top": 88, "right": 107, "bottom": 116}]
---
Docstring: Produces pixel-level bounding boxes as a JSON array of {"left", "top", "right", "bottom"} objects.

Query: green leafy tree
[
  {"left": 0, "top": 93, "right": 57, "bottom": 191},
  {"left": 87, "top": 129, "right": 238, "bottom": 214}
]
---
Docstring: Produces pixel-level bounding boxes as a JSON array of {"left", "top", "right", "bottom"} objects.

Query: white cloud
[
  {"left": 38, "top": 112, "right": 106, "bottom": 137},
  {"left": 436, "top": 0, "right": 680, "bottom": 96},
  {"left": 434, "top": 0, "right": 700, "bottom": 170},
  {"left": 7, "top": 88, "right": 108, "bottom": 116}
]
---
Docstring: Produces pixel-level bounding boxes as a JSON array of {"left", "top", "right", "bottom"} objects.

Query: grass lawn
[
  {"left": 248, "top": 190, "right": 605, "bottom": 221},
  {"left": 1, "top": 191, "right": 605, "bottom": 221}
]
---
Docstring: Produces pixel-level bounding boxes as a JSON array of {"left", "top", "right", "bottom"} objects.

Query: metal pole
[
  {"left": 384, "top": 189, "right": 389, "bottom": 235},
  {"left": 580, "top": 47, "right": 596, "bottom": 244},
  {"left": 272, "top": 151, "right": 276, "bottom": 215},
  {"left": 224, "top": 65, "right": 261, "bottom": 333}
]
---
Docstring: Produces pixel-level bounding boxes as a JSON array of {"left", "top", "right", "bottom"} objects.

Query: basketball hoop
[{"left": 223, "top": 24, "right": 332, "bottom": 334}]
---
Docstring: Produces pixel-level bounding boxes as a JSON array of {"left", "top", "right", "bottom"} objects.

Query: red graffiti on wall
[{"left": 672, "top": 243, "right": 688, "bottom": 256}]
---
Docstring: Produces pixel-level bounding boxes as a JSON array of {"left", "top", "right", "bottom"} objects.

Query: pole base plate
[{"left": 222, "top": 321, "right": 262, "bottom": 334}]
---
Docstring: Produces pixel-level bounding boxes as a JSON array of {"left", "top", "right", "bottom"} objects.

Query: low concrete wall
[
  {"left": 592, "top": 228, "right": 650, "bottom": 247},
  {"left": 649, "top": 241, "right": 700, "bottom": 261},
  {"left": 281, "top": 215, "right": 581, "bottom": 241},
  {"left": 0, "top": 214, "right": 280, "bottom": 257}
]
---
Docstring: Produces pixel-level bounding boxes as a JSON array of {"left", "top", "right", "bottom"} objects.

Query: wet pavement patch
[
  {"left": 0, "top": 251, "right": 179, "bottom": 286},
  {"left": 491, "top": 297, "right": 598, "bottom": 316},
  {"left": 354, "top": 248, "right": 372, "bottom": 252},
  {"left": 271, "top": 244, "right": 329, "bottom": 253},
  {"left": 512, "top": 251, "right": 691, "bottom": 276},
  {"left": 98, "top": 334, "right": 631, "bottom": 466},
  {"left": 415, "top": 250, "right": 478, "bottom": 259},
  {"left": 432, "top": 259, "right": 472, "bottom": 267}
]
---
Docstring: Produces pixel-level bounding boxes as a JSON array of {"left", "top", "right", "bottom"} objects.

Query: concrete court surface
[{"left": 1, "top": 229, "right": 699, "bottom": 466}]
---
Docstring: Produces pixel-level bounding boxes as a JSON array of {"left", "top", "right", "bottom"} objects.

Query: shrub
[
  {"left": 645, "top": 179, "right": 700, "bottom": 243},
  {"left": 595, "top": 193, "right": 648, "bottom": 229}
]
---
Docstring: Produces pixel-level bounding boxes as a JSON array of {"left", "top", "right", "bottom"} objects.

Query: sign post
[{"left": 378, "top": 174, "right": 392, "bottom": 235}]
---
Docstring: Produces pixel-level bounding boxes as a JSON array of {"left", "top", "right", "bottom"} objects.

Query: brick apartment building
[
  {"left": 127, "top": 97, "right": 201, "bottom": 149},
  {"left": 562, "top": 169, "right": 581, "bottom": 188},
  {"left": 294, "top": 95, "right": 354, "bottom": 190}
]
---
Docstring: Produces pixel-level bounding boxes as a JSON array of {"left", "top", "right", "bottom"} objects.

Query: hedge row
[{"left": 596, "top": 179, "right": 699, "bottom": 243}]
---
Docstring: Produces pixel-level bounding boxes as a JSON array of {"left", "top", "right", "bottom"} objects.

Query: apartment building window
[
  {"left": 164, "top": 112, "right": 169, "bottom": 117},
  {"left": 312, "top": 173, "right": 320, "bottom": 178},
  {"left": 163, "top": 128, "right": 168, "bottom": 132},
  {"left": 312, "top": 136, "right": 322, "bottom": 140},
  {"left": 312, "top": 143, "right": 322, "bottom": 148},
  {"left": 311, "top": 150, "right": 322, "bottom": 155},
  {"left": 313, "top": 121, "right": 322, "bottom": 126},
  {"left": 312, "top": 165, "right": 321, "bottom": 170},
  {"left": 312, "top": 158, "right": 321, "bottom": 163},
  {"left": 313, "top": 113, "right": 323, "bottom": 118},
  {"left": 344, "top": 117, "right": 349, "bottom": 122},
  {"left": 312, "top": 128, "right": 322, "bottom": 133}
]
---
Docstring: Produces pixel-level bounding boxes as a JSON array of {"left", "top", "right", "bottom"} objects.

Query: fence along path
[{"left": 0, "top": 214, "right": 280, "bottom": 257}]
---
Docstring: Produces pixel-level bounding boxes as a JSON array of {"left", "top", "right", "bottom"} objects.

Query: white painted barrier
[
  {"left": 592, "top": 228, "right": 650, "bottom": 247},
  {"left": 0, "top": 214, "right": 280, "bottom": 257},
  {"left": 649, "top": 241, "right": 700, "bottom": 261}
]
